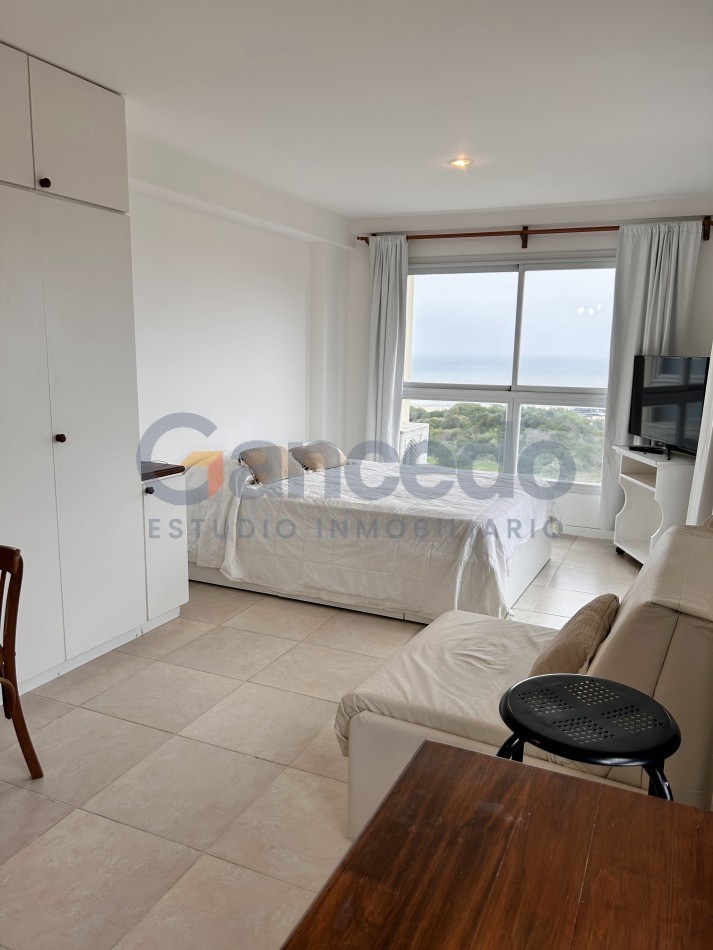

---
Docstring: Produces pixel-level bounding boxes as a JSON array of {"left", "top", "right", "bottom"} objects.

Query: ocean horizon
[{"left": 409, "top": 354, "right": 609, "bottom": 389}]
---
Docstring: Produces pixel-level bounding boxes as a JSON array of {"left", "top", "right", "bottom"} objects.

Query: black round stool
[{"left": 496, "top": 674, "right": 681, "bottom": 800}]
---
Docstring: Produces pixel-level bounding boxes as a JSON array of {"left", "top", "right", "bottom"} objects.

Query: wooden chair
[{"left": 0, "top": 546, "right": 43, "bottom": 778}]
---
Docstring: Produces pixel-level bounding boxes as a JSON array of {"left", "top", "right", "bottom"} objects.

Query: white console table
[{"left": 613, "top": 445, "right": 695, "bottom": 564}]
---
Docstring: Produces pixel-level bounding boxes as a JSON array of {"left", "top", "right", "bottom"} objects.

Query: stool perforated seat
[{"left": 496, "top": 674, "right": 681, "bottom": 800}]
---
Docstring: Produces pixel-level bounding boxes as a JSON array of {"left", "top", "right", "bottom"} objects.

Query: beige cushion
[
  {"left": 290, "top": 441, "right": 347, "bottom": 471},
  {"left": 529, "top": 594, "right": 619, "bottom": 676},
  {"left": 629, "top": 524, "right": 713, "bottom": 623},
  {"left": 336, "top": 610, "right": 559, "bottom": 755},
  {"left": 239, "top": 445, "right": 304, "bottom": 485}
]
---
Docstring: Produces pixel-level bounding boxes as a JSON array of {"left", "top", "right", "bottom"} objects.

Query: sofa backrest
[{"left": 588, "top": 525, "right": 713, "bottom": 808}]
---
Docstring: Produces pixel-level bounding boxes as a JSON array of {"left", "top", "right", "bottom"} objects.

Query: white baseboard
[
  {"left": 19, "top": 608, "right": 182, "bottom": 694},
  {"left": 20, "top": 624, "right": 144, "bottom": 694}
]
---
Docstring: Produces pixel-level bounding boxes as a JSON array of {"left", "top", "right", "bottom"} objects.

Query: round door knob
[
  {"left": 144, "top": 486, "right": 155, "bottom": 494},
  {"left": 38, "top": 177, "right": 52, "bottom": 189},
  {"left": 54, "top": 434, "right": 67, "bottom": 443}
]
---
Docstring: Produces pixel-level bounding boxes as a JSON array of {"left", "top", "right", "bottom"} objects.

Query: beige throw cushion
[
  {"left": 529, "top": 594, "right": 620, "bottom": 677},
  {"left": 239, "top": 445, "right": 304, "bottom": 485},
  {"left": 290, "top": 441, "right": 347, "bottom": 471}
]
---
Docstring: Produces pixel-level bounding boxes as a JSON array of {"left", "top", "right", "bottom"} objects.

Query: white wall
[
  {"left": 344, "top": 243, "right": 371, "bottom": 453},
  {"left": 129, "top": 135, "right": 353, "bottom": 248},
  {"left": 308, "top": 242, "right": 349, "bottom": 446},
  {"left": 130, "top": 191, "right": 312, "bottom": 462}
]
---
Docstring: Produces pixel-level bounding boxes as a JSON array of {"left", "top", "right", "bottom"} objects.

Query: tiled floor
[{"left": 0, "top": 535, "right": 636, "bottom": 949}]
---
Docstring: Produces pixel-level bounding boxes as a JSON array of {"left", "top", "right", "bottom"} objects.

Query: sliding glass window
[{"left": 400, "top": 262, "right": 616, "bottom": 489}]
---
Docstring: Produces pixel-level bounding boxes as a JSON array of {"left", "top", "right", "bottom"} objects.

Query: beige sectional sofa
[{"left": 337, "top": 524, "right": 713, "bottom": 838}]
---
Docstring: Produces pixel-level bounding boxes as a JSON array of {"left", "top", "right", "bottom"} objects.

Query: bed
[{"left": 185, "top": 452, "right": 554, "bottom": 622}]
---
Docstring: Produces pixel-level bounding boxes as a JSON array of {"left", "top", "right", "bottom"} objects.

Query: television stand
[
  {"left": 627, "top": 444, "right": 671, "bottom": 461},
  {"left": 613, "top": 446, "right": 695, "bottom": 564}
]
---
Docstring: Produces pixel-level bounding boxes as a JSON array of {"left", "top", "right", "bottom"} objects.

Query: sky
[{"left": 410, "top": 268, "right": 616, "bottom": 387}]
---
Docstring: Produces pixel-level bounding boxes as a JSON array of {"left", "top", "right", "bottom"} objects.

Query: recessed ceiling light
[{"left": 449, "top": 158, "right": 473, "bottom": 169}]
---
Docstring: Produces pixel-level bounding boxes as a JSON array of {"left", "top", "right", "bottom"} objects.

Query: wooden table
[{"left": 283, "top": 741, "right": 712, "bottom": 949}]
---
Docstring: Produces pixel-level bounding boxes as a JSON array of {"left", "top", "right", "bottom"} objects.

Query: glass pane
[
  {"left": 406, "top": 272, "right": 518, "bottom": 385},
  {"left": 518, "top": 268, "right": 615, "bottom": 388},
  {"left": 518, "top": 405, "right": 606, "bottom": 486},
  {"left": 402, "top": 400, "right": 507, "bottom": 471}
]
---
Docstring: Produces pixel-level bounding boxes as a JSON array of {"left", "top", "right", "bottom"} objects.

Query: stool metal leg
[
  {"left": 644, "top": 761, "right": 674, "bottom": 801},
  {"left": 496, "top": 734, "right": 524, "bottom": 762}
]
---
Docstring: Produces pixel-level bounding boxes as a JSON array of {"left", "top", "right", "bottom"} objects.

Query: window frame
[{"left": 402, "top": 256, "right": 616, "bottom": 493}]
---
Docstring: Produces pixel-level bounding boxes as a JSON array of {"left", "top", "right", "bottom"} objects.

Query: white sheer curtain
[
  {"left": 366, "top": 234, "right": 408, "bottom": 456},
  {"left": 687, "top": 338, "right": 713, "bottom": 524},
  {"left": 600, "top": 221, "right": 702, "bottom": 529}
]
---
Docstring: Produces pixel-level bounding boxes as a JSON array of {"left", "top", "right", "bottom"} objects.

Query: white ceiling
[{"left": 1, "top": 0, "right": 712, "bottom": 217}]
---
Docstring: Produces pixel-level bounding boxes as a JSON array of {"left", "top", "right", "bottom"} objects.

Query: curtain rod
[{"left": 357, "top": 216, "right": 712, "bottom": 248}]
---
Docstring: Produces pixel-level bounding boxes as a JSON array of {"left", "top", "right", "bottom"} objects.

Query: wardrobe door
[
  {"left": 29, "top": 58, "right": 129, "bottom": 212},
  {"left": 0, "top": 43, "right": 34, "bottom": 188},
  {"left": 39, "top": 198, "right": 147, "bottom": 658},
  {"left": 0, "top": 186, "right": 65, "bottom": 681}
]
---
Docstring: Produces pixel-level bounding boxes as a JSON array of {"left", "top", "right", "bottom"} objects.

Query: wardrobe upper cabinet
[
  {"left": 0, "top": 44, "right": 34, "bottom": 188},
  {"left": 29, "top": 58, "right": 129, "bottom": 212}
]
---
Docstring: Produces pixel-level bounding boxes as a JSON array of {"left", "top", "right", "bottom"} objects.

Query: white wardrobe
[{"left": 0, "top": 42, "right": 149, "bottom": 684}]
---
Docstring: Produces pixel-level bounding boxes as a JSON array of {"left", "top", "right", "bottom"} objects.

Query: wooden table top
[{"left": 283, "top": 741, "right": 713, "bottom": 949}]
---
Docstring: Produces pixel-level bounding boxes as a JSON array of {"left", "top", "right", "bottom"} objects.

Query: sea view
[{"left": 409, "top": 354, "right": 610, "bottom": 389}]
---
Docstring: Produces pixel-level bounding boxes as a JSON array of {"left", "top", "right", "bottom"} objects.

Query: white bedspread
[{"left": 187, "top": 459, "right": 552, "bottom": 620}]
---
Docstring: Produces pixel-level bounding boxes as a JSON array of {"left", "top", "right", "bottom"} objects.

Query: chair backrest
[
  {"left": 0, "top": 546, "right": 23, "bottom": 671},
  {"left": 588, "top": 525, "right": 713, "bottom": 808}
]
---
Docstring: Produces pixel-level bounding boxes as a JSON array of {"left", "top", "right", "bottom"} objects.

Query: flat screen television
[{"left": 629, "top": 355, "right": 710, "bottom": 455}]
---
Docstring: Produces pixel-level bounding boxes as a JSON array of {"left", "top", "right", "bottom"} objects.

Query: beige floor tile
[
  {"left": 0, "top": 780, "right": 72, "bottom": 864},
  {"left": 512, "top": 583, "right": 546, "bottom": 611},
  {"left": 304, "top": 610, "right": 419, "bottom": 659},
  {"left": 83, "top": 661, "right": 239, "bottom": 732},
  {"left": 0, "top": 707, "right": 169, "bottom": 806},
  {"left": 33, "top": 651, "right": 152, "bottom": 706},
  {"left": 535, "top": 587, "right": 597, "bottom": 617},
  {"left": 118, "top": 617, "right": 216, "bottom": 660},
  {"left": 549, "top": 566, "right": 634, "bottom": 598},
  {"left": 223, "top": 595, "right": 337, "bottom": 640},
  {"left": 563, "top": 547, "right": 629, "bottom": 570},
  {"left": 290, "top": 722, "right": 348, "bottom": 783},
  {"left": 558, "top": 553, "right": 636, "bottom": 576},
  {"left": 114, "top": 854, "right": 314, "bottom": 950},
  {"left": 508, "top": 607, "right": 532, "bottom": 623},
  {"left": 84, "top": 735, "right": 282, "bottom": 851},
  {"left": 185, "top": 579, "right": 238, "bottom": 602},
  {"left": 552, "top": 535, "right": 576, "bottom": 550},
  {"left": 528, "top": 611, "right": 568, "bottom": 629},
  {"left": 569, "top": 536, "right": 616, "bottom": 553},
  {"left": 182, "top": 682, "right": 335, "bottom": 765},
  {"left": 0, "top": 810, "right": 196, "bottom": 950},
  {"left": 533, "top": 561, "right": 559, "bottom": 584},
  {"left": 180, "top": 584, "right": 265, "bottom": 624},
  {"left": 165, "top": 626, "right": 293, "bottom": 680},
  {"left": 252, "top": 643, "right": 381, "bottom": 702},
  {"left": 210, "top": 768, "right": 349, "bottom": 891},
  {"left": 0, "top": 693, "right": 72, "bottom": 752}
]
